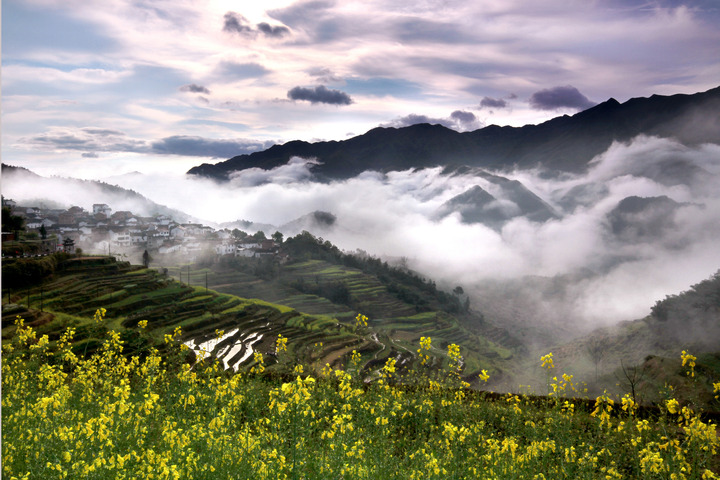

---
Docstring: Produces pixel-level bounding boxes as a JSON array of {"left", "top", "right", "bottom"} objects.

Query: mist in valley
[{"left": 4, "top": 135, "right": 720, "bottom": 368}]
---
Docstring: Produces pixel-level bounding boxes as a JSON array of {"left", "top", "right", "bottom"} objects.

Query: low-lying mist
[{"left": 5, "top": 135, "right": 720, "bottom": 344}]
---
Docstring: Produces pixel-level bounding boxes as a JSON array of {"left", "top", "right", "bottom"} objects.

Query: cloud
[
  {"left": 179, "top": 84, "right": 210, "bottom": 94},
  {"left": 8, "top": 135, "right": 720, "bottom": 348},
  {"left": 150, "top": 136, "right": 275, "bottom": 158},
  {"left": 257, "top": 22, "right": 291, "bottom": 38},
  {"left": 287, "top": 85, "right": 353, "bottom": 105},
  {"left": 450, "top": 110, "right": 481, "bottom": 130},
  {"left": 19, "top": 127, "right": 274, "bottom": 158},
  {"left": 382, "top": 110, "right": 482, "bottom": 132},
  {"left": 383, "top": 113, "right": 451, "bottom": 129},
  {"left": 479, "top": 96, "right": 507, "bottom": 109},
  {"left": 529, "top": 86, "right": 597, "bottom": 111},
  {"left": 222, "top": 12, "right": 254, "bottom": 35},
  {"left": 308, "top": 67, "right": 343, "bottom": 83},
  {"left": 21, "top": 127, "right": 148, "bottom": 153},
  {"left": 229, "top": 157, "right": 321, "bottom": 186},
  {"left": 223, "top": 12, "right": 290, "bottom": 39}
]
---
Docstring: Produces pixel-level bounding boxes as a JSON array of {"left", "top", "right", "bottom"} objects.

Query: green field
[{"left": 2, "top": 255, "right": 518, "bottom": 383}]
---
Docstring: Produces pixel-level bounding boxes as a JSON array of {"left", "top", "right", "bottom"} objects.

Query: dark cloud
[
  {"left": 382, "top": 113, "right": 451, "bottom": 129},
  {"left": 21, "top": 127, "right": 274, "bottom": 158},
  {"left": 383, "top": 111, "right": 482, "bottom": 132},
  {"left": 223, "top": 11, "right": 290, "bottom": 39},
  {"left": 23, "top": 128, "right": 147, "bottom": 152},
  {"left": 450, "top": 110, "right": 478, "bottom": 124},
  {"left": 287, "top": 85, "right": 353, "bottom": 105},
  {"left": 529, "top": 86, "right": 596, "bottom": 111},
  {"left": 257, "top": 22, "right": 290, "bottom": 38},
  {"left": 150, "top": 136, "right": 275, "bottom": 158},
  {"left": 180, "top": 84, "right": 211, "bottom": 94},
  {"left": 223, "top": 12, "right": 254, "bottom": 35},
  {"left": 479, "top": 96, "right": 507, "bottom": 109}
]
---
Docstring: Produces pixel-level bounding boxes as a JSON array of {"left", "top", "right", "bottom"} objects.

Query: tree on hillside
[
  {"left": 232, "top": 228, "right": 248, "bottom": 240},
  {"left": 251, "top": 230, "right": 267, "bottom": 242},
  {"left": 142, "top": 249, "right": 152, "bottom": 268},
  {"left": 2, "top": 206, "right": 25, "bottom": 237},
  {"left": 39, "top": 224, "right": 47, "bottom": 240},
  {"left": 272, "top": 231, "right": 284, "bottom": 244},
  {"left": 618, "top": 360, "right": 648, "bottom": 404}
]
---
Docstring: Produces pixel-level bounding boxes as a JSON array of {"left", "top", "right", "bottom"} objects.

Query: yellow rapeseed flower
[
  {"left": 681, "top": 350, "right": 697, "bottom": 378},
  {"left": 540, "top": 353, "right": 554, "bottom": 369},
  {"left": 276, "top": 334, "right": 288, "bottom": 354}
]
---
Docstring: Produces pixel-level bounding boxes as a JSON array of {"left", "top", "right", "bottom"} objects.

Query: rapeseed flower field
[{"left": 2, "top": 311, "right": 719, "bottom": 479}]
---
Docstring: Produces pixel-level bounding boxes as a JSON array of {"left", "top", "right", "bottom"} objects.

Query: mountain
[
  {"left": 279, "top": 211, "right": 338, "bottom": 237},
  {"left": 547, "top": 269, "right": 720, "bottom": 402},
  {"left": 1, "top": 164, "right": 195, "bottom": 222},
  {"left": 607, "top": 195, "right": 692, "bottom": 244},
  {"left": 188, "top": 86, "right": 720, "bottom": 181},
  {"left": 435, "top": 173, "right": 558, "bottom": 230}
]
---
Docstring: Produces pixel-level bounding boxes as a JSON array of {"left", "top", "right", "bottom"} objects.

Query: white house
[
  {"left": 170, "top": 226, "right": 186, "bottom": 239},
  {"left": 235, "top": 247, "right": 257, "bottom": 258},
  {"left": 109, "top": 230, "right": 132, "bottom": 247},
  {"left": 93, "top": 204, "right": 112, "bottom": 216},
  {"left": 159, "top": 243, "right": 182, "bottom": 254},
  {"left": 130, "top": 232, "right": 147, "bottom": 244},
  {"left": 215, "top": 243, "right": 236, "bottom": 255},
  {"left": 155, "top": 214, "right": 172, "bottom": 226}
]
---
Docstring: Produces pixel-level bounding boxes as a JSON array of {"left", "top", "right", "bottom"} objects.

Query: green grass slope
[{"left": 2, "top": 253, "right": 518, "bottom": 383}]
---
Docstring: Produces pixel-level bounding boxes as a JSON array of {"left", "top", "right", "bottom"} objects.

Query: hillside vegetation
[{"left": 1, "top": 239, "right": 516, "bottom": 383}]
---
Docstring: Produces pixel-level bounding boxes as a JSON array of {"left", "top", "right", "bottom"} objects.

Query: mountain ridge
[
  {"left": 188, "top": 86, "right": 720, "bottom": 181},
  {"left": 1, "top": 164, "right": 196, "bottom": 222}
]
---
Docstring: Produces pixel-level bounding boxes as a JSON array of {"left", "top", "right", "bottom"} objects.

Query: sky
[{"left": 2, "top": 0, "right": 720, "bottom": 179}]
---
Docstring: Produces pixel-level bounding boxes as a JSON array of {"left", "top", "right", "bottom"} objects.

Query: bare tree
[{"left": 618, "top": 360, "right": 648, "bottom": 404}]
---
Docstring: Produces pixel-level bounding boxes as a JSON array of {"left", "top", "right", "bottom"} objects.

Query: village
[{"left": 1, "top": 198, "right": 283, "bottom": 262}]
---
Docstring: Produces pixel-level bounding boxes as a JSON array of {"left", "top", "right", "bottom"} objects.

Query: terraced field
[
  {"left": 166, "top": 258, "right": 520, "bottom": 380},
  {"left": 3, "top": 255, "right": 521, "bottom": 383}
]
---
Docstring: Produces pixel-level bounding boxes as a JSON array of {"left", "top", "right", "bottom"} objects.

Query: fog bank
[{"left": 5, "top": 135, "right": 720, "bottom": 338}]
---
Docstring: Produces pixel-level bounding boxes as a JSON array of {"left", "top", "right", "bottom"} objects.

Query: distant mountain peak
[{"left": 188, "top": 86, "right": 720, "bottom": 182}]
